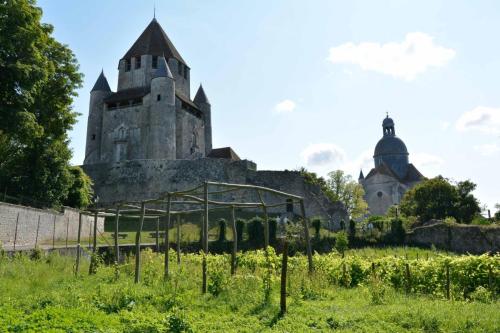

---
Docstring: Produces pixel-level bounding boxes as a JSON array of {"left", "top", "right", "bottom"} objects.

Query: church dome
[
  {"left": 374, "top": 135, "right": 408, "bottom": 157},
  {"left": 373, "top": 115, "right": 410, "bottom": 179}
]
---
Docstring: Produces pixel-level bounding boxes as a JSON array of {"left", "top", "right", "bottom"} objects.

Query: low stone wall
[
  {"left": 406, "top": 222, "right": 500, "bottom": 254},
  {"left": 0, "top": 202, "right": 104, "bottom": 249}
]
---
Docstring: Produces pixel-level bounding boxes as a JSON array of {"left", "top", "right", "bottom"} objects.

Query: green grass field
[{"left": 0, "top": 248, "right": 498, "bottom": 332}]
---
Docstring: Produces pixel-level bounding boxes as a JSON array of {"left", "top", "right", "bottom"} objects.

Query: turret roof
[
  {"left": 153, "top": 56, "right": 173, "bottom": 79},
  {"left": 194, "top": 84, "right": 210, "bottom": 105},
  {"left": 122, "top": 18, "right": 187, "bottom": 65},
  {"left": 91, "top": 70, "right": 111, "bottom": 92}
]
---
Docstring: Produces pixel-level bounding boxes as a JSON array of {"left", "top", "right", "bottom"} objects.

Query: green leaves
[{"left": 0, "top": 0, "right": 86, "bottom": 208}]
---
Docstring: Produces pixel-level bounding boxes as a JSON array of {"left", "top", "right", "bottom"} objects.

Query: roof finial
[
  {"left": 386, "top": 111, "right": 389, "bottom": 118},
  {"left": 153, "top": 2, "right": 156, "bottom": 19}
]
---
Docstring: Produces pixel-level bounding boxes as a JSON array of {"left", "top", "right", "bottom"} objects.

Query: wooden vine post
[
  {"left": 176, "top": 214, "right": 181, "bottom": 264},
  {"left": 230, "top": 205, "right": 237, "bottom": 275},
  {"left": 134, "top": 202, "right": 146, "bottom": 283},
  {"left": 89, "top": 211, "right": 98, "bottom": 275},
  {"left": 155, "top": 216, "right": 160, "bottom": 253},
  {"left": 34, "top": 215, "right": 41, "bottom": 248},
  {"left": 280, "top": 238, "right": 289, "bottom": 315},
  {"left": 164, "top": 194, "right": 172, "bottom": 279},
  {"left": 202, "top": 182, "right": 209, "bottom": 293},
  {"left": 257, "top": 190, "right": 269, "bottom": 248},
  {"left": 445, "top": 263, "right": 450, "bottom": 300},
  {"left": 299, "top": 200, "right": 314, "bottom": 273},
  {"left": 75, "top": 212, "right": 83, "bottom": 276},
  {"left": 13, "top": 212, "right": 20, "bottom": 251},
  {"left": 114, "top": 206, "right": 120, "bottom": 263},
  {"left": 405, "top": 263, "right": 411, "bottom": 294}
]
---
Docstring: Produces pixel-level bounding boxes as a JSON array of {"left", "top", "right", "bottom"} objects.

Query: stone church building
[
  {"left": 359, "top": 116, "right": 425, "bottom": 216},
  {"left": 82, "top": 18, "right": 347, "bottom": 225}
]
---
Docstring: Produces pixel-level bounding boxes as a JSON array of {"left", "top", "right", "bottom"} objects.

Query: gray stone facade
[
  {"left": 359, "top": 116, "right": 425, "bottom": 216},
  {"left": 82, "top": 18, "right": 347, "bottom": 226}
]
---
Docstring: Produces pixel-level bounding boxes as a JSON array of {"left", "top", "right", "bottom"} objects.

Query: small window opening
[
  {"left": 152, "top": 56, "right": 158, "bottom": 69},
  {"left": 107, "top": 102, "right": 117, "bottom": 110},
  {"left": 91, "top": 134, "right": 96, "bottom": 140},
  {"left": 377, "top": 191, "right": 383, "bottom": 198},
  {"left": 183, "top": 67, "right": 188, "bottom": 79},
  {"left": 135, "top": 56, "right": 141, "bottom": 69},
  {"left": 125, "top": 59, "right": 131, "bottom": 72},
  {"left": 157, "top": 94, "right": 161, "bottom": 101},
  {"left": 178, "top": 63, "right": 183, "bottom": 76}
]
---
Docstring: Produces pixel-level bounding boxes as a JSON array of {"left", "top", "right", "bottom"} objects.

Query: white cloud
[
  {"left": 274, "top": 99, "right": 296, "bottom": 113},
  {"left": 343, "top": 149, "right": 373, "bottom": 177},
  {"left": 456, "top": 106, "right": 500, "bottom": 135},
  {"left": 327, "top": 32, "right": 455, "bottom": 81},
  {"left": 300, "top": 144, "right": 373, "bottom": 179},
  {"left": 301, "top": 143, "right": 345, "bottom": 167},
  {"left": 440, "top": 121, "right": 450, "bottom": 131},
  {"left": 474, "top": 144, "right": 500, "bottom": 156},
  {"left": 412, "top": 152, "right": 444, "bottom": 176}
]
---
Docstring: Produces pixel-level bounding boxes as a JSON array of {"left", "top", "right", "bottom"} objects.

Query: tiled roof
[{"left": 122, "top": 18, "right": 186, "bottom": 65}]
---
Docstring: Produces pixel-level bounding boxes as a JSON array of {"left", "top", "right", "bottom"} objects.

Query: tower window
[
  {"left": 135, "top": 56, "right": 141, "bottom": 69},
  {"left": 377, "top": 191, "right": 383, "bottom": 198},
  {"left": 152, "top": 56, "right": 158, "bottom": 69},
  {"left": 125, "top": 59, "right": 131, "bottom": 71},
  {"left": 183, "top": 67, "right": 188, "bottom": 79},
  {"left": 178, "top": 63, "right": 183, "bottom": 76},
  {"left": 157, "top": 94, "right": 161, "bottom": 101},
  {"left": 91, "top": 134, "right": 96, "bottom": 140}
]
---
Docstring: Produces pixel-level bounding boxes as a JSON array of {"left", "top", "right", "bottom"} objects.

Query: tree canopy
[
  {"left": 0, "top": 0, "right": 91, "bottom": 208},
  {"left": 326, "top": 170, "right": 368, "bottom": 219},
  {"left": 400, "top": 176, "right": 480, "bottom": 223}
]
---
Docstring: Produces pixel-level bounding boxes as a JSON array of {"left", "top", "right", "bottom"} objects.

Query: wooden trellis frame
[{"left": 75, "top": 181, "right": 314, "bottom": 291}]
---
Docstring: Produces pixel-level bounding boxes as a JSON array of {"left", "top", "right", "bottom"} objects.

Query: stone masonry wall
[
  {"left": 406, "top": 222, "right": 500, "bottom": 254},
  {"left": 82, "top": 158, "right": 348, "bottom": 229},
  {"left": 0, "top": 202, "right": 104, "bottom": 249}
]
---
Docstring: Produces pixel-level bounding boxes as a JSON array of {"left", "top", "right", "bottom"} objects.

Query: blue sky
[{"left": 38, "top": 0, "right": 499, "bottom": 212}]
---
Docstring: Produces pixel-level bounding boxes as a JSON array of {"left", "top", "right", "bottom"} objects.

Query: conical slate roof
[
  {"left": 91, "top": 70, "right": 111, "bottom": 92},
  {"left": 194, "top": 84, "right": 210, "bottom": 105},
  {"left": 153, "top": 56, "right": 173, "bottom": 79},
  {"left": 122, "top": 18, "right": 186, "bottom": 65}
]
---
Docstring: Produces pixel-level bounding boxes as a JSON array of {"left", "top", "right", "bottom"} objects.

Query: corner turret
[
  {"left": 194, "top": 84, "right": 212, "bottom": 155},
  {"left": 149, "top": 56, "right": 176, "bottom": 159},
  {"left": 85, "top": 71, "right": 112, "bottom": 164}
]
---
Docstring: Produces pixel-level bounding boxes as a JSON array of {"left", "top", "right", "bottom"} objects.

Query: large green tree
[
  {"left": 0, "top": 0, "right": 85, "bottom": 207},
  {"left": 400, "top": 176, "right": 480, "bottom": 223},
  {"left": 326, "top": 170, "right": 368, "bottom": 219}
]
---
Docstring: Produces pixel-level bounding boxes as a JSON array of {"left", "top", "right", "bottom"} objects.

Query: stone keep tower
[
  {"left": 359, "top": 115, "right": 425, "bottom": 215},
  {"left": 84, "top": 18, "right": 212, "bottom": 165}
]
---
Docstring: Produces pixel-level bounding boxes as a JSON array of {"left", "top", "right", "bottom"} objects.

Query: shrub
[
  {"left": 335, "top": 232, "right": 349, "bottom": 257},
  {"left": 236, "top": 219, "right": 245, "bottom": 242},
  {"left": 469, "top": 286, "right": 492, "bottom": 303},
  {"left": 217, "top": 219, "right": 226, "bottom": 242},
  {"left": 348, "top": 219, "right": 356, "bottom": 239},
  {"left": 30, "top": 247, "right": 43, "bottom": 261},
  {"left": 311, "top": 218, "right": 321, "bottom": 239},
  {"left": 247, "top": 217, "right": 264, "bottom": 246},
  {"left": 168, "top": 314, "right": 193, "bottom": 333},
  {"left": 383, "top": 218, "right": 406, "bottom": 245}
]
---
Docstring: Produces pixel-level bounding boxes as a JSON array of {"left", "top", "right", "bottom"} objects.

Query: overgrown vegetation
[{"left": 0, "top": 249, "right": 498, "bottom": 332}]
